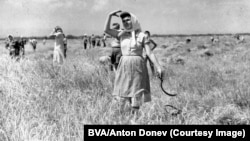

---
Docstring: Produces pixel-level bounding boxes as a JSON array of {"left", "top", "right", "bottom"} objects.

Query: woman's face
[
  {"left": 122, "top": 16, "right": 132, "bottom": 30},
  {"left": 144, "top": 33, "right": 150, "bottom": 38}
]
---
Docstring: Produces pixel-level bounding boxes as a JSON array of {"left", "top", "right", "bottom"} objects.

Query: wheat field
[{"left": 0, "top": 35, "right": 250, "bottom": 140}]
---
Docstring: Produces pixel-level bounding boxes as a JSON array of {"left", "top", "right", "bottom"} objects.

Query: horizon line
[{"left": 0, "top": 32, "right": 249, "bottom": 40}]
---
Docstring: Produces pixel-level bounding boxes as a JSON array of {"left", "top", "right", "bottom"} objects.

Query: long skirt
[
  {"left": 53, "top": 48, "right": 64, "bottom": 64},
  {"left": 112, "top": 55, "right": 151, "bottom": 107}
]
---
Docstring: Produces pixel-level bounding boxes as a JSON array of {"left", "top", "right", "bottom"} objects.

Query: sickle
[
  {"left": 158, "top": 75, "right": 182, "bottom": 115},
  {"left": 158, "top": 75, "right": 177, "bottom": 97}
]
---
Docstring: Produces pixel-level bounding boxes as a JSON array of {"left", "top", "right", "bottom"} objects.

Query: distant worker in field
[
  {"left": 30, "top": 39, "right": 37, "bottom": 52},
  {"left": 49, "top": 26, "right": 66, "bottom": 64},
  {"left": 83, "top": 34, "right": 88, "bottom": 49},
  {"left": 102, "top": 33, "right": 107, "bottom": 47},
  {"left": 5, "top": 35, "right": 21, "bottom": 60},
  {"left": 43, "top": 37, "right": 47, "bottom": 45},
  {"left": 144, "top": 30, "right": 157, "bottom": 75},
  {"left": 88, "top": 36, "right": 92, "bottom": 48},
  {"left": 91, "top": 34, "right": 96, "bottom": 48},
  {"left": 63, "top": 35, "right": 67, "bottom": 58},
  {"left": 96, "top": 36, "right": 101, "bottom": 47},
  {"left": 19, "top": 36, "right": 27, "bottom": 57},
  {"left": 109, "top": 23, "right": 122, "bottom": 71}
]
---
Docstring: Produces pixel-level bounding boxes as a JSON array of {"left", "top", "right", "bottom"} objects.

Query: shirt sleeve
[{"left": 137, "top": 32, "right": 150, "bottom": 45}]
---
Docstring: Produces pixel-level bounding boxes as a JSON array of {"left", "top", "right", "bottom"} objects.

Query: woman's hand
[
  {"left": 109, "top": 10, "right": 122, "bottom": 17},
  {"left": 156, "top": 66, "right": 164, "bottom": 79}
]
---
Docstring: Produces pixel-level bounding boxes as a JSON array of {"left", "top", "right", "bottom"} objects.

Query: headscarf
[
  {"left": 8, "top": 34, "right": 13, "bottom": 39},
  {"left": 55, "top": 26, "right": 63, "bottom": 33},
  {"left": 120, "top": 12, "right": 142, "bottom": 47},
  {"left": 7, "top": 35, "right": 14, "bottom": 41}
]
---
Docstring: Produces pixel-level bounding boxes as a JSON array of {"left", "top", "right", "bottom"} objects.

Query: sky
[{"left": 0, "top": 0, "right": 250, "bottom": 37}]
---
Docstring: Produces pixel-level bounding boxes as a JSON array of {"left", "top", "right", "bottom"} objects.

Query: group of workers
[{"left": 82, "top": 34, "right": 107, "bottom": 49}]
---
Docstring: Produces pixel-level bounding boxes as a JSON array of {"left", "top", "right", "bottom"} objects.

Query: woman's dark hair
[
  {"left": 145, "top": 31, "right": 151, "bottom": 36},
  {"left": 120, "top": 12, "right": 130, "bottom": 19}
]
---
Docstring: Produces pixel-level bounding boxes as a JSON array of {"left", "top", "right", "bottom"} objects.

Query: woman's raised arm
[{"left": 104, "top": 10, "right": 122, "bottom": 38}]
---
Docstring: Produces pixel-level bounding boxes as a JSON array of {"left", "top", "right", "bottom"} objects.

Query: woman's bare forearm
[
  {"left": 104, "top": 10, "right": 121, "bottom": 38},
  {"left": 150, "top": 39, "right": 157, "bottom": 50},
  {"left": 145, "top": 44, "right": 161, "bottom": 69}
]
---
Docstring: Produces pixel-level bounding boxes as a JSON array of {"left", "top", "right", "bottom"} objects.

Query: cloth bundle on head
[{"left": 120, "top": 12, "right": 142, "bottom": 47}]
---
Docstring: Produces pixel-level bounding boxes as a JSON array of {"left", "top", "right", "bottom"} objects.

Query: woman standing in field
[
  {"left": 50, "top": 26, "right": 66, "bottom": 64},
  {"left": 104, "top": 10, "right": 163, "bottom": 119},
  {"left": 30, "top": 39, "right": 37, "bottom": 52},
  {"left": 5, "top": 35, "right": 21, "bottom": 59}
]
